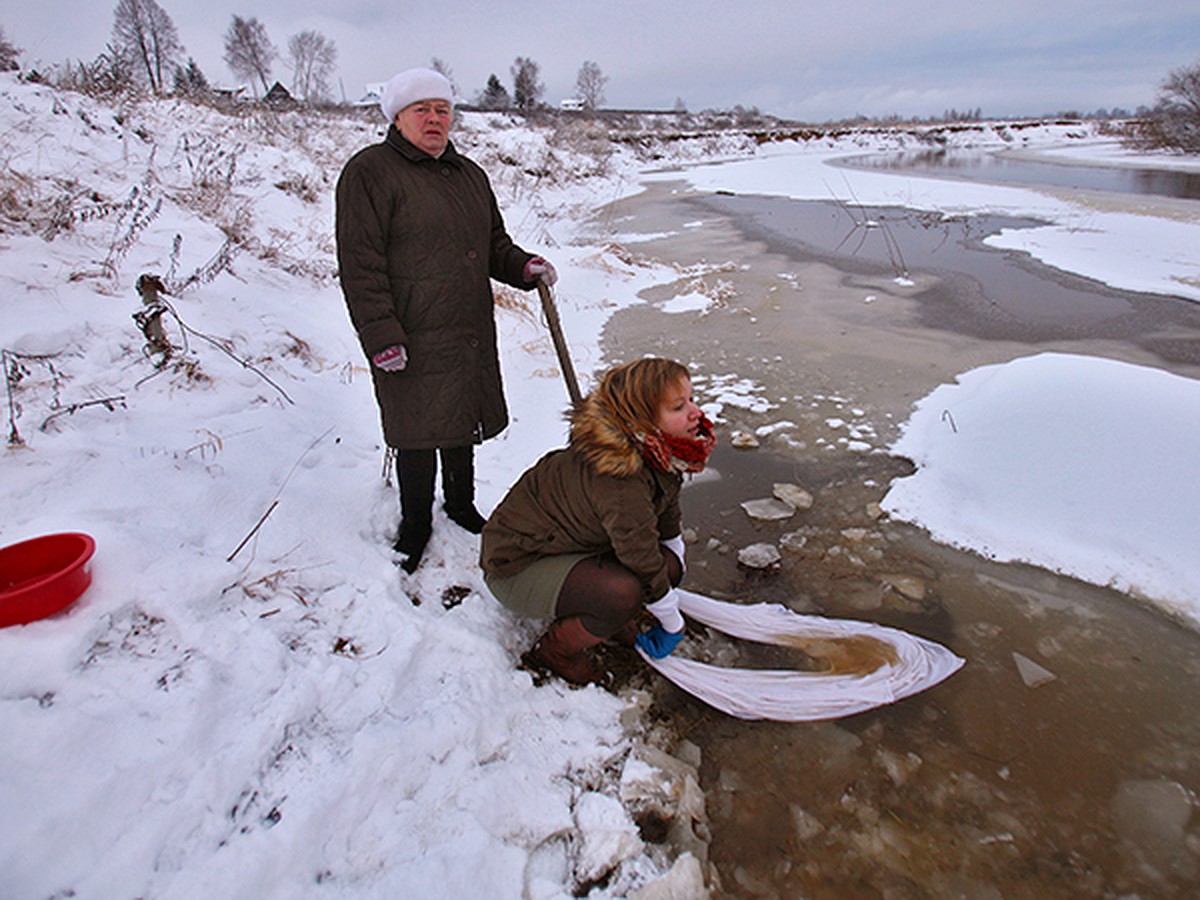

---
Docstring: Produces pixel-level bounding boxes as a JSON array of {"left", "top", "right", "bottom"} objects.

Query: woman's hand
[
  {"left": 524, "top": 256, "right": 558, "bottom": 286},
  {"left": 636, "top": 624, "right": 684, "bottom": 659},
  {"left": 645, "top": 588, "right": 684, "bottom": 632},
  {"left": 372, "top": 344, "right": 408, "bottom": 372}
]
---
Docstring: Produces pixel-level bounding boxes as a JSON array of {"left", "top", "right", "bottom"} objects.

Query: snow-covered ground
[{"left": 2, "top": 72, "right": 1198, "bottom": 897}]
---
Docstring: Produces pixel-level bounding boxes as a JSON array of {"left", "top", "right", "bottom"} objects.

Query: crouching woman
[{"left": 480, "top": 358, "right": 716, "bottom": 685}]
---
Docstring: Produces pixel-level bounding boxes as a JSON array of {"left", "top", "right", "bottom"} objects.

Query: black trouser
[{"left": 395, "top": 445, "right": 477, "bottom": 526}]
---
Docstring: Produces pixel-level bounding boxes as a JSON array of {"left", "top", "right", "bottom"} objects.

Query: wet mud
[{"left": 588, "top": 179, "right": 1200, "bottom": 897}]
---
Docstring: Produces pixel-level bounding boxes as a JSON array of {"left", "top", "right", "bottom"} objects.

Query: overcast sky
[{"left": 7, "top": 1, "right": 1200, "bottom": 120}]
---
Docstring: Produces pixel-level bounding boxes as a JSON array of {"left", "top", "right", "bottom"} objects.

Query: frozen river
[
  {"left": 839, "top": 147, "right": 1200, "bottom": 201},
  {"left": 589, "top": 175, "right": 1200, "bottom": 897}
]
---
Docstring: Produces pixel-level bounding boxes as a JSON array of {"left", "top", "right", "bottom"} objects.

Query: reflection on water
[
  {"left": 840, "top": 148, "right": 1200, "bottom": 201},
  {"left": 696, "top": 193, "right": 1200, "bottom": 365}
]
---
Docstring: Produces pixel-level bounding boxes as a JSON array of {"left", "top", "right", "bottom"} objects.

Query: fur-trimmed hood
[{"left": 568, "top": 393, "right": 645, "bottom": 478}]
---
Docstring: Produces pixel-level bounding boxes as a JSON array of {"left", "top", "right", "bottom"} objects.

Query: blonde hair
[{"left": 592, "top": 357, "right": 689, "bottom": 435}]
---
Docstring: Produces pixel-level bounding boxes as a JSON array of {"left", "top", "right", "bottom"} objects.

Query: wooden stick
[{"left": 536, "top": 281, "right": 582, "bottom": 404}]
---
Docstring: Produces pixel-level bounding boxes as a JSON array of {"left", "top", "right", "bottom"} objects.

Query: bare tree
[
  {"left": 111, "top": 0, "right": 183, "bottom": 95},
  {"left": 1146, "top": 59, "right": 1200, "bottom": 153},
  {"left": 287, "top": 29, "right": 336, "bottom": 103},
  {"left": 223, "top": 15, "right": 276, "bottom": 96},
  {"left": 0, "top": 26, "right": 21, "bottom": 71},
  {"left": 430, "top": 57, "right": 459, "bottom": 99},
  {"left": 574, "top": 60, "right": 607, "bottom": 111},
  {"left": 510, "top": 56, "right": 543, "bottom": 113}
]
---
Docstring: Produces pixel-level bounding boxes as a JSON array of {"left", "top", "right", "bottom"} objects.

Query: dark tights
[
  {"left": 395, "top": 446, "right": 477, "bottom": 516},
  {"left": 555, "top": 548, "right": 683, "bottom": 639}
]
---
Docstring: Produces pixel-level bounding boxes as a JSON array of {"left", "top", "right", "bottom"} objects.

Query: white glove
[
  {"left": 660, "top": 534, "right": 686, "bottom": 575},
  {"left": 524, "top": 256, "right": 558, "bottom": 286},
  {"left": 372, "top": 344, "right": 408, "bottom": 372},
  {"left": 645, "top": 588, "right": 684, "bottom": 633}
]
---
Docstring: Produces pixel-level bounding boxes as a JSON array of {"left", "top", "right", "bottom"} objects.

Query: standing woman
[
  {"left": 336, "top": 67, "right": 556, "bottom": 572},
  {"left": 481, "top": 358, "right": 716, "bottom": 685}
]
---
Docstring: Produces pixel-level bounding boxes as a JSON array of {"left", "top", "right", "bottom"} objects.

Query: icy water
[
  {"left": 588, "top": 180, "right": 1200, "bottom": 897},
  {"left": 839, "top": 149, "right": 1200, "bottom": 202}
]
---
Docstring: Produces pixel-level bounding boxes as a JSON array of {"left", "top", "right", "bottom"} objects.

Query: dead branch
[
  {"left": 40, "top": 395, "right": 128, "bottom": 431},
  {"left": 5, "top": 348, "right": 65, "bottom": 446},
  {"left": 133, "top": 273, "right": 174, "bottom": 362},
  {"left": 144, "top": 289, "right": 294, "bottom": 405}
]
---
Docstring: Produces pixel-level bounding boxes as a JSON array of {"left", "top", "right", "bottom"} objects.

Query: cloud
[{"left": 5, "top": 0, "right": 1199, "bottom": 118}]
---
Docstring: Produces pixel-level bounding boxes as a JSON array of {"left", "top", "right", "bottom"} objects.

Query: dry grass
[{"left": 493, "top": 283, "right": 538, "bottom": 324}]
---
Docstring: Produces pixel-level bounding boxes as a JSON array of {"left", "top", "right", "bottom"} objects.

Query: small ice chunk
[
  {"left": 773, "top": 483, "right": 813, "bottom": 510},
  {"left": 630, "top": 854, "right": 708, "bottom": 900},
  {"left": 573, "top": 791, "right": 644, "bottom": 883},
  {"left": 790, "top": 805, "right": 826, "bottom": 841},
  {"left": 1012, "top": 652, "right": 1057, "bottom": 688},
  {"left": 741, "top": 498, "right": 795, "bottom": 520},
  {"left": 738, "top": 543, "right": 781, "bottom": 568},
  {"left": 780, "top": 531, "right": 809, "bottom": 552},
  {"left": 880, "top": 574, "right": 926, "bottom": 601},
  {"left": 755, "top": 420, "right": 796, "bottom": 437}
]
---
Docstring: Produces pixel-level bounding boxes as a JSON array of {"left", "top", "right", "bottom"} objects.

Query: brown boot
[
  {"left": 527, "top": 617, "right": 606, "bottom": 686},
  {"left": 608, "top": 618, "right": 640, "bottom": 648}
]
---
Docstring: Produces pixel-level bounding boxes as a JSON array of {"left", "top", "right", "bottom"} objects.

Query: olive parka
[
  {"left": 480, "top": 392, "right": 683, "bottom": 605},
  {"left": 335, "top": 125, "right": 538, "bottom": 449}
]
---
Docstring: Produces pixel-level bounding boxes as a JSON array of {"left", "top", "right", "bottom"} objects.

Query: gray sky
[{"left": 7, "top": 1, "right": 1200, "bottom": 120}]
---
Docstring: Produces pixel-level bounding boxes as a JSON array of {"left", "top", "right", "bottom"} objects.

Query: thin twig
[
  {"left": 226, "top": 427, "right": 335, "bottom": 562},
  {"left": 157, "top": 297, "right": 294, "bottom": 405},
  {"left": 274, "top": 425, "right": 336, "bottom": 499},
  {"left": 226, "top": 499, "right": 279, "bottom": 562}
]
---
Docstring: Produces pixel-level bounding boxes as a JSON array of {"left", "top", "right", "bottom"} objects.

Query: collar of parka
[
  {"left": 385, "top": 124, "right": 460, "bottom": 165},
  {"left": 568, "top": 393, "right": 648, "bottom": 479}
]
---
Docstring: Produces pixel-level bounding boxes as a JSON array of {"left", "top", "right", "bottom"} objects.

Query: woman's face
[
  {"left": 656, "top": 376, "right": 702, "bottom": 439},
  {"left": 395, "top": 98, "right": 452, "bottom": 156}
]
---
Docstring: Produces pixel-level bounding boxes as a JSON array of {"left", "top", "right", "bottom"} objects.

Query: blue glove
[{"left": 636, "top": 624, "right": 684, "bottom": 659}]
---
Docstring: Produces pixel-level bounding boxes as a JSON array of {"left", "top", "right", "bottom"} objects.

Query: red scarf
[{"left": 639, "top": 413, "right": 717, "bottom": 474}]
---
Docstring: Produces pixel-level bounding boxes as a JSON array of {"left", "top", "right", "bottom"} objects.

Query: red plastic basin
[{"left": 0, "top": 532, "right": 96, "bottom": 627}]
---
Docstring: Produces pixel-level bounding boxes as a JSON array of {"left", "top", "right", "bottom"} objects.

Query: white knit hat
[{"left": 380, "top": 68, "right": 454, "bottom": 122}]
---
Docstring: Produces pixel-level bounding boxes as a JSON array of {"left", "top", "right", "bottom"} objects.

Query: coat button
[
  {"left": 441, "top": 167, "right": 451, "bottom": 176},
  {"left": 467, "top": 249, "right": 478, "bottom": 260},
  {"left": 469, "top": 338, "right": 479, "bottom": 348}
]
